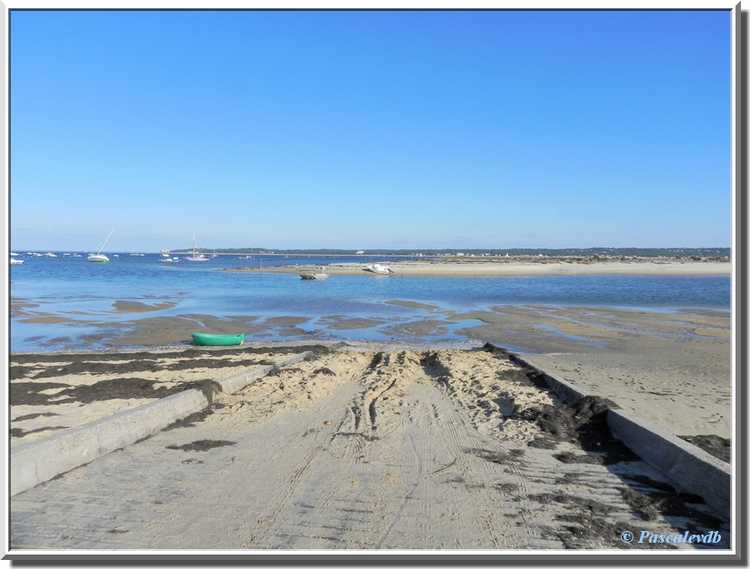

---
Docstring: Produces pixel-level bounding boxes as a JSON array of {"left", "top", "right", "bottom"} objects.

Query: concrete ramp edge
[{"left": 10, "top": 351, "right": 311, "bottom": 496}]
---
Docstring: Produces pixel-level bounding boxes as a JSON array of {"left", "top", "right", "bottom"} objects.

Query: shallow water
[{"left": 10, "top": 253, "right": 731, "bottom": 351}]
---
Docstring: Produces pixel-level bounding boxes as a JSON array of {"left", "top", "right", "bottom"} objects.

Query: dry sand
[
  {"left": 9, "top": 345, "right": 323, "bottom": 447},
  {"left": 10, "top": 345, "right": 729, "bottom": 550},
  {"left": 228, "top": 261, "right": 730, "bottom": 277}
]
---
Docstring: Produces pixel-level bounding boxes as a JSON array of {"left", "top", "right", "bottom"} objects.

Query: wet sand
[
  {"left": 10, "top": 345, "right": 729, "bottom": 549},
  {"left": 227, "top": 260, "right": 730, "bottom": 277},
  {"left": 112, "top": 300, "right": 178, "bottom": 313}
]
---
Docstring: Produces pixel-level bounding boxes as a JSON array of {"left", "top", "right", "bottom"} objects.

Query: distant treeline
[{"left": 174, "top": 247, "right": 730, "bottom": 257}]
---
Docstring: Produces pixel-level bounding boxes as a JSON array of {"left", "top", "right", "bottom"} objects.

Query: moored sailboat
[
  {"left": 185, "top": 235, "right": 210, "bottom": 262},
  {"left": 88, "top": 230, "right": 114, "bottom": 263}
]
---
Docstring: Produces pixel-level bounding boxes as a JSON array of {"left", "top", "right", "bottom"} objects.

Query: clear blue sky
[{"left": 11, "top": 10, "right": 731, "bottom": 251}]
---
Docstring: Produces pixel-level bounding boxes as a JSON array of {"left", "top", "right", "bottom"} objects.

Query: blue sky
[{"left": 11, "top": 10, "right": 731, "bottom": 251}]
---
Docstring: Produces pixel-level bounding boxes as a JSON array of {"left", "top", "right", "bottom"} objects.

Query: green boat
[{"left": 192, "top": 333, "right": 245, "bottom": 346}]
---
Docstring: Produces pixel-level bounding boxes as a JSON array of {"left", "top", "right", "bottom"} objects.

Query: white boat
[
  {"left": 10, "top": 252, "right": 19, "bottom": 257},
  {"left": 88, "top": 230, "right": 114, "bottom": 263},
  {"left": 299, "top": 271, "right": 329, "bottom": 280},
  {"left": 113, "top": 254, "right": 119, "bottom": 257},
  {"left": 10, "top": 258, "right": 24, "bottom": 265},
  {"left": 363, "top": 263, "right": 393, "bottom": 275},
  {"left": 160, "top": 249, "right": 171, "bottom": 258},
  {"left": 44, "top": 252, "right": 57, "bottom": 257},
  {"left": 185, "top": 235, "right": 210, "bottom": 262}
]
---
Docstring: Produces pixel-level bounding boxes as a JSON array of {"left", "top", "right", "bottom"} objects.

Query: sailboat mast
[{"left": 97, "top": 230, "right": 114, "bottom": 255}]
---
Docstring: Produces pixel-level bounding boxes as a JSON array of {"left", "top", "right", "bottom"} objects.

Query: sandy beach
[
  {"left": 10, "top": 344, "right": 729, "bottom": 549},
  {"left": 11, "top": 295, "right": 732, "bottom": 445},
  {"left": 227, "top": 260, "right": 731, "bottom": 277}
]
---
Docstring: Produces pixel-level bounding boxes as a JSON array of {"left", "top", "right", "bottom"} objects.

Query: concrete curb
[
  {"left": 607, "top": 409, "right": 731, "bottom": 518},
  {"left": 10, "top": 351, "right": 312, "bottom": 497},
  {"left": 483, "top": 344, "right": 731, "bottom": 520}
]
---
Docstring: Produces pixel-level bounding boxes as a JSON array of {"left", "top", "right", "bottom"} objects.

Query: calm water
[{"left": 10, "top": 253, "right": 731, "bottom": 351}]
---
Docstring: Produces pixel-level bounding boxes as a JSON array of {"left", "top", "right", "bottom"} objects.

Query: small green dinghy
[{"left": 192, "top": 333, "right": 245, "bottom": 346}]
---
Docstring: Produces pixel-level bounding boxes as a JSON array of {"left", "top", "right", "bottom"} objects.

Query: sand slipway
[{"left": 10, "top": 345, "right": 731, "bottom": 522}]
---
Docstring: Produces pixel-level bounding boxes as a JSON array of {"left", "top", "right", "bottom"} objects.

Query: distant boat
[
  {"left": 185, "top": 235, "right": 210, "bottom": 262},
  {"left": 130, "top": 253, "right": 146, "bottom": 257},
  {"left": 363, "top": 263, "right": 393, "bottom": 275},
  {"left": 88, "top": 230, "right": 114, "bottom": 263},
  {"left": 10, "top": 252, "right": 19, "bottom": 257},
  {"left": 299, "top": 271, "right": 329, "bottom": 280},
  {"left": 356, "top": 250, "right": 365, "bottom": 255},
  {"left": 44, "top": 252, "right": 57, "bottom": 257},
  {"left": 10, "top": 258, "right": 23, "bottom": 265},
  {"left": 366, "top": 263, "right": 393, "bottom": 275},
  {"left": 160, "top": 249, "right": 171, "bottom": 258},
  {"left": 160, "top": 257, "right": 180, "bottom": 263},
  {"left": 113, "top": 254, "right": 119, "bottom": 258}
]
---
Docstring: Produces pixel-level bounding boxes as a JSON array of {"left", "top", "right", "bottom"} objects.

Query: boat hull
[{"left": 192, "top": 333, "right": 245, "bottom": 346}]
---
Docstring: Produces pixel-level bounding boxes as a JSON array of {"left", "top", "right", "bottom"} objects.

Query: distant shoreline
[{"left": 226, "top": 260, "right": 731, "bottom": 277}]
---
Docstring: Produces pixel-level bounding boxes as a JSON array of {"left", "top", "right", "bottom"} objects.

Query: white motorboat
[
  {"left": 44, "top": 252, "right": 57, "bottom": 257},
  {"left": 88, "top": 230, "right": 114, "bottom": 263},
  {"left": 160, "top": 249, "right": 171, "bottom": 258},
  {"left": 299, "top": 271, "right": 329, "bottom": 280},
  {"left": 10, "top": 258, "right": 24, "bottom": 265},
  {"left": 10, "top": 252, "right": 19, "bottom": 257},
  {"left": 363, "top": 263, "right": 393, "bottom": 275}
]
